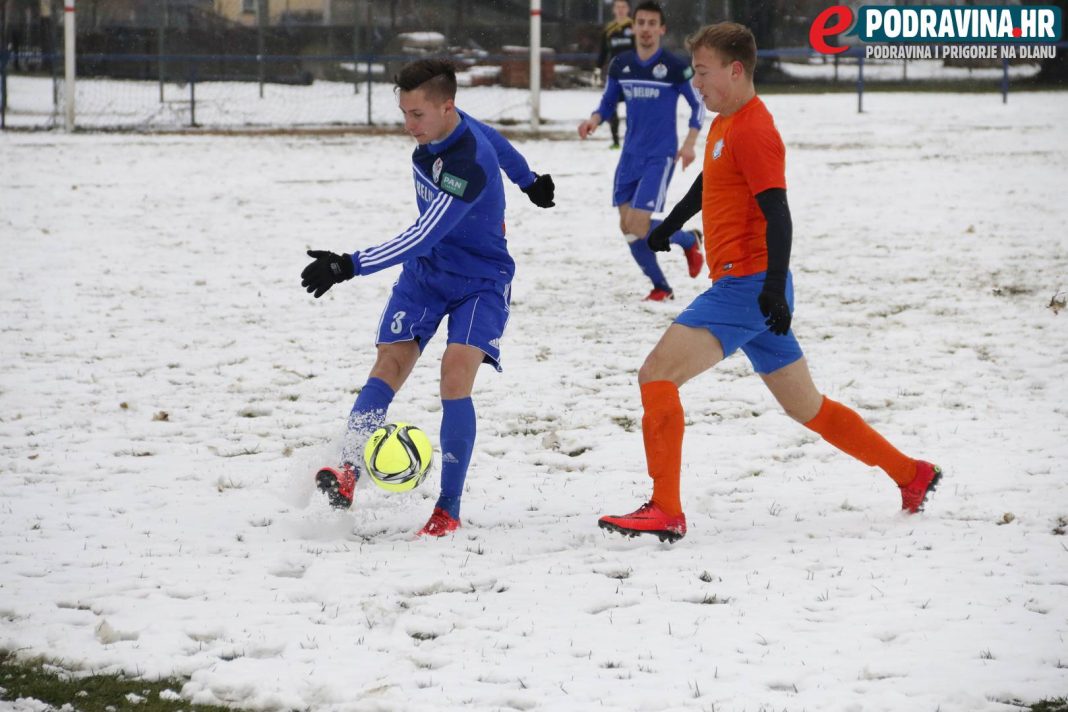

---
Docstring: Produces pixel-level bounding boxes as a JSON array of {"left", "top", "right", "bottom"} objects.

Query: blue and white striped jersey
[
  {"left": 594, "top": 48, "right": 704, "bottom": 158},
  {"left": 352, "top": 110, "right": 535, "bottom": 283}
]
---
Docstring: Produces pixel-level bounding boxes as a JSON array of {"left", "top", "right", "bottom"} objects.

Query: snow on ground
[{"left": 1, "top": 91, "right": 1067, "bottom": 712}]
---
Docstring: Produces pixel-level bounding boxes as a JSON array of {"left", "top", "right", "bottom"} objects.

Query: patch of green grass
[
  {"left": 0, "top": 651, "right": 230, "bottom": 712},
  {"left": 3, "top": 649, "right": 1063, "bottom": 711}
]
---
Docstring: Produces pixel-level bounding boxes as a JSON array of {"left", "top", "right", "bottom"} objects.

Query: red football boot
[
  {"left": 900, "top": 461, "right": 943, "bottom": 513},
  {"left": 314, "top": 463, "right": 357, "bottom": 510},
  {"left": 684, "top": 230, "right": 704, "bottom": 278},
  {"left": 644, "top": 287, "right": 674, "bottom": 302},
  {"left": 417, "top": 507, "right": 461, "bottom": 537},
  {"left": 598, "top": 501, "right": 687, "bottom": 543}
]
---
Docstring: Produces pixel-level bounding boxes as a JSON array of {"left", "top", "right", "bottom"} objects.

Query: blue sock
[
  {"left": 437, "top": 397, "right": 476, "bottom": 519},
  {"left": 341, "top": 377, "right": 395, "bottom": 466},
  {"left": 627, "top": 237, "right": 670, "bottom": 292}
]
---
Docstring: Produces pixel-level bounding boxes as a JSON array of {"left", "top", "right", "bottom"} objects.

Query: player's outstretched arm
[
  {"left": 461, "top": 110, "right": 554, "bottom": 208},
  {"left": 462, "top": 111, "right": 535, "bottom": 186},
  {"left": 754, "top": 188, "right": 793, "bottom": 335},
  {"left": 356, "top": 190, "right": 478, "bottom": 276},
  {"left": 302, "top": 190, "right": 480, "bottom": 295},
  {"left": 676, "top": 128, "right": 700, "bottom": 170},
  {"left": 596, "top": 60, "right": 624, "bottom": 117},
  {"left": 301, "top": 250, "right": 355, "bottom": 298},
  {"left": 580, "top": 65, "right": 621, "bottom": 138},
  {"left": 648, "top": 172, "right": 703, "bottom": 252},
  {"left": 680, "top": 78, "right": 706, "bottom": 134},
  {"left": 675, "top": 77, "right": 704, "bottom": 170}
]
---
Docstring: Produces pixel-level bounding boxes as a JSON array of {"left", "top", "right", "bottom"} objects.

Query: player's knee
[
  {"left": 370, "top": 356, "right": 400, "bottom": 381},
  {"left": 439, "top": 356, "right": 478, "bottom": 399},
  {"left": 370, "top": 345, "right": 417, "bottom": 385},
  {"left": 638, "top": 352, "right": 666, "bottom": 385},
  {"left": 780, "top": 402, "right": 811, "bottom": 423},
  {"left": 630, "top": 217, "right": 651, "bottom": 238},
  {"left": 439, "top": 370, "right": 474, "bottom": 399},
  {"left": 780, "top": 395, "right": 822, "bottom": 424},
  {"left": 771, "top": 387, "right": 823, "bottom": 423}
]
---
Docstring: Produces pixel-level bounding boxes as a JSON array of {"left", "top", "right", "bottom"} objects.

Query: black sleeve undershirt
[{"left": 754, "top": 188, "right": 792, "bottom": 293}]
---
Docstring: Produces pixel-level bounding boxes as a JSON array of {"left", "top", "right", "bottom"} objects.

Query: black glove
[
  {"left": 521, "top": 174, "right": 555, "bottom": 208},
  {"left": 646, "top": 222, "right": 677, "bottom": 252},
  {"left": 301, "top": 250, "right": 354, "bottom": 299},
  {"left": 758, "top": 271, "right": 792, "bottom": 335}
]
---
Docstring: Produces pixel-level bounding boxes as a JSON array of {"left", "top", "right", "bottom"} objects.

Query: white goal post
[
  {"left": 64, "top": 0, "right": 76, "bottom": 131},
  {"left": 529, "top": 0, "right": 541, "bottom": 133}
]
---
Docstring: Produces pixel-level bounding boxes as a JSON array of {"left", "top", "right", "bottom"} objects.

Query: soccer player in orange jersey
[{"left": 598, "top": 22, "right": 942, "bottom": 543}]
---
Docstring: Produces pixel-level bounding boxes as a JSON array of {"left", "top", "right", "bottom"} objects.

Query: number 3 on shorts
[{"left": 390, "top": 311, "right": 407, "bottom": 335}]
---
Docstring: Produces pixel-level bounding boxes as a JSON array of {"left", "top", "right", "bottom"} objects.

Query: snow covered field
[{"left": 2, "top": 90, "right": 1067, "bottom": 711}]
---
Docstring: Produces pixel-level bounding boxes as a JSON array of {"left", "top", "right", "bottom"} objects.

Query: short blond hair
[{"left": 686, "top": 22, "right": 757, "bottom": 78}]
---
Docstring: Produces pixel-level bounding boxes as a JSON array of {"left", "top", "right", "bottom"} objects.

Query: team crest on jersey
[
  {"left": 713, "top": 138, "right": 724, "bottom": 159},
  {"left": 652, "top": 63, "right": 668, "bottom": 79},
  {"left": 432, "top": 157, "right": 443, "bottom": 183}
]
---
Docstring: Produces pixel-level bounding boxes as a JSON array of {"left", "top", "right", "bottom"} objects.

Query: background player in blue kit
[
  {"left": 300, "top": 59, "right": 555, "bottom": 537},
  {"left": 578, "top": 0, "right": 706, "bottom": 302}
]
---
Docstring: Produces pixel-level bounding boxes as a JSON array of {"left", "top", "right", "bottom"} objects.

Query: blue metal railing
[{"left": 833, "top": 41, "right": 1068, "bottom": 112}]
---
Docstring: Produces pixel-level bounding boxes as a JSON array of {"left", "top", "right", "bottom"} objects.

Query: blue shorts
[
  {"left": 612, "top": 153, "right": 675, "bottom": 213},
  {"left": 674, "top": 272, "right": 804, "bottom": 375},
  {"left": 376, "top": 268, "right": 511, "bottom": 371}
]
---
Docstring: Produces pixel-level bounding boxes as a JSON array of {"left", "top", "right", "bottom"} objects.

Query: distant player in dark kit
[
  {"left": 596, "top": 0, "right": 635, "bottom": 149},
  {"left": 300, "top": 59, "right": 555, "bottom": 537},
  {"left": 598, "top": 23, "right": 942, "bottom": 543},
  {"left": 579, "top": 1, "right": 706, "bottom": 302}
]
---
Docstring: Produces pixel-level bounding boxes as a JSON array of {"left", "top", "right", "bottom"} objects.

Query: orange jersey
[{"left": 701, "top": 96, "right": 786, "bottom": 281}]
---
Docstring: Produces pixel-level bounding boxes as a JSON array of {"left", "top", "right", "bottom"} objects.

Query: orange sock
[
  {"left": 803, "top": 396, "right": 916, "bottom": 485},
  {"left": 640, "top": 380, "right": 685, "bottom": 515}
]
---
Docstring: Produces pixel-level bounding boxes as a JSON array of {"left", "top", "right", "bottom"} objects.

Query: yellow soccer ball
[{"left": 363, "top": 422, "right": 433, "bottom": 492}]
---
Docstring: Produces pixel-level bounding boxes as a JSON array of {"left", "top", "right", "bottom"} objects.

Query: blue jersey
[
  {"left": 352, "top": 110, "right": 535, "bottom": 282},
  {"left": 594, "top": 48, "right": 704, "bottom": 158}
]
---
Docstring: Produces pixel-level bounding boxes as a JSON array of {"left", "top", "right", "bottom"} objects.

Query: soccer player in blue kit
[
  {"left": 300, "top": 59, "right": 555, "bottom": 537},
  {"left": 578, "top": 0, "right": 706, "bottom": 301}
]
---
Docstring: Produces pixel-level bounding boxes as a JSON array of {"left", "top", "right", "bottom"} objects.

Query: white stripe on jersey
[
  {"left": 654, "top": 156, "right": 673, "bottom": 213},
  {"left": 360, "top": 191, "right": 453, "bottom": 268},
  {"left": 686, "top": 79, "right": 707, "bottom": 126},
  {"left": 362, "top": 191, "right": 452, "bottom": 266},
  {"left": 618, "top": 79, "right": 673, "bottom": 88},
  {"left": 412, "top": 164, "right": 435, "bottom": 189}
]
